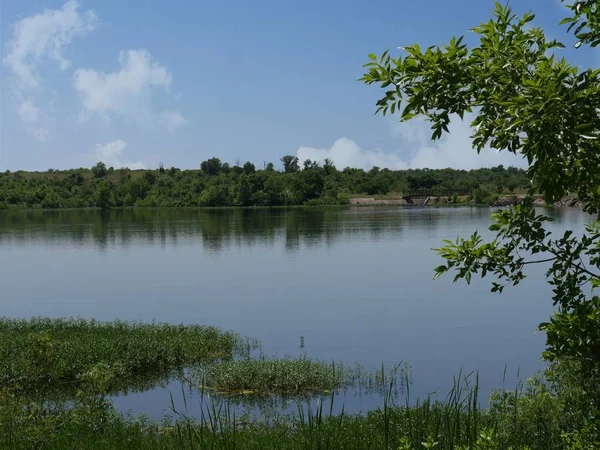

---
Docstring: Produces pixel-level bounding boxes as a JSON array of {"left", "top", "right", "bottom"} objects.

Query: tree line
[{"left": 0, "top": 157, "right": 529, "bottom": 209}]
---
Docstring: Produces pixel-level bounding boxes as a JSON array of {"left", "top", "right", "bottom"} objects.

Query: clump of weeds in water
[
  {"left": 193, "top": 355, "right": 409, "bottom": 398},
  {"left": 0, "top": 317, "right": 257, "bottom": 396},
  {"left": 195, "top": 355, "right": 353, "bottom": 396}
]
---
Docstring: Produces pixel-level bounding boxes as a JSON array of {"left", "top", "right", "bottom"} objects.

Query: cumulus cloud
[
  {"left": 298, "top": 138, "right": 409, "bottom": 170},
  {"left": 3, "top": 0, "right": 97, "bottom": 90},
  {"left": 95, "top": 140, "right": 146, "bottom": 170},
  {"left": 298, "top": 115, "right": 527, "bottom": 170},
  {"left": 74, "top": 50, "right": 187, "bottom": 131},
  {"left": 3, "top": 0, "right": 96, "bottom": 140}
]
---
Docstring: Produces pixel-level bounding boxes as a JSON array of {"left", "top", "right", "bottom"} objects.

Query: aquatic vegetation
[
  {"left": 0, "top": 317, "right": 252, "bottom": 395},
  {"left": 195, "top": 356, "right": 354, "bottom": 396},
  {"left": 0, "top": 318, "right": 596, "bottom": 448},
  {"left": 194, "top": 356, "right": 412, "bottom": 399},
  {"left": 2, "top": 369, "right": 594, "bottom": 450}
]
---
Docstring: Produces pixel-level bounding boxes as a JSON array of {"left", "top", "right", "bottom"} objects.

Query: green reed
[
  {"left": 194, "top": 356, "right": 410, "bottom": 399},
  {"left": 196, "top": 355, "right": 351, "bottom": 396},
  {"left": 0, "top": 317, "right": 592, "bottom": 449},
  {"left": 0, "top": 366, "right": 587, "bottom": 449}
]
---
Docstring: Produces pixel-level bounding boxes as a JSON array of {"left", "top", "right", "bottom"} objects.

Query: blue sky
[{"left": 0, "top": 0, "right": 592, "bottom": 171}]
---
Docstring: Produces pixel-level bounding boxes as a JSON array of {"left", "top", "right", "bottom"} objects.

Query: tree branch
[{"left": 521, "top": 257, "right": 558, "bottom": 265}]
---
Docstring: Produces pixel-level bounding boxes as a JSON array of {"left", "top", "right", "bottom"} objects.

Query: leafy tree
[
  {"left": 362, "top": 0, "right": 600, "bottom": 400},
  {"left": 95, "top": 181, "right": 113, "bottom": 209},
  {"left": 238, "top": 175, "right": 252, "bottom": 206},
  {"left": 200, "top": 158, "right": 222, "bottom": 175},
  {"left": 142, "top": 172, "right": 156, "bottom": 185},
  {"left": 281, "top": 155, "right": 299, "bottom": 173},
  {"left": 243, "top": 162, "right": 256, "bottom": 175},
  {"left": 323, "top": 158, "right": 336, "bottom": 175},
  {"left": 91, "top": 162, "right": 107, "bottom": 179},
  {"left": 41, "top": 192, "right": 61, "bottom": 209},
  {"left": 66, "top": 172, "right": 85, "bottom": 187},
  {"left": 294, "top": 170, "right": 325, "bottom": 202},
  {"left": 199, "top": 185, "right": 228, "bottom": 206},
  {"left": 365, "top": 174, "right": 392, "bottom": 195},
  {"left": 263, "top": 176, "right": 285, "bottom": 205}
]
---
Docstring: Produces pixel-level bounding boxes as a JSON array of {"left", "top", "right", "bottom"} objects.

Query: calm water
[{"left": 0, "top": 206, "right": 590, "bottom": 417}]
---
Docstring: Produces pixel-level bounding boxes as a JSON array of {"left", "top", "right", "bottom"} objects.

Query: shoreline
[{"left": 0, "top": 191, "right": 587, "bottom": 212}]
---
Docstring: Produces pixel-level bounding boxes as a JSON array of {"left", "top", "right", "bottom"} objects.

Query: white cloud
[
  {"left": 74, "top": 49, "right": 187, "bottom": 131},
  {"left": 17, "top": 99, "right": 50, "bottom": 141},
  {"left": 95, "top": 140, "right": 146, "bottom": 170},
  {"left": 298, "top": 138, "right": 409, "bottom": 170},
  {"left": 159, "top": 111, "right": 189, "bottom": 132},
  {"left": 298, "top": 115, "right": 527, "bottom": 171},
  {"left": 3, "top": 0, "right": 97, "bottom": 90},
  {"left": 3, "top": 0, "right": 96, "bottom": 140}
]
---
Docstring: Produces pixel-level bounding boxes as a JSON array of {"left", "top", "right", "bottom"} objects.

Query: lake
[{"left": 0, "top": 206, "right": 589, "bottom": 418}]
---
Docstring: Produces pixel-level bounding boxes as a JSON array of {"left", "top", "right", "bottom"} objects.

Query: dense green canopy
[{"left": 0, "top": 161, "right": 528, "bottom": 209}]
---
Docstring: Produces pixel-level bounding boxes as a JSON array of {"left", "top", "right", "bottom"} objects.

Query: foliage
[
  {"left": 3, "top": 366, "right": 593, "bottom": 449},
  {"left": 0, "top": 317, "right": 250, "bottom": 395},
  {"left": 195, "top": 355, "right": 356, "bottom": 396},
  {"left": 0, "top": 163, "right": 529, "bottom": 209},
  {"left": 91, "top": 162, "right": 108, "bottom": 179},
  {"left": 361, "top": 0, "right": 600, "bottom": 409},
  {"left": 281, "top": 155, "right": 300, "bottom": 173},
  {"left": 0, "top": 316, "right": 597, "bottom": 448}
]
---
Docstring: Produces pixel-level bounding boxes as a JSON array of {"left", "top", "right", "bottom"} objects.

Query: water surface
[{"left": 0, "top": 206, "right": 588, "bottom": 417}]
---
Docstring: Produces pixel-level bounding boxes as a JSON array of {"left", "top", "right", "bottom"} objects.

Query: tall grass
[
  {"left": 194, "top": 356, "right": 407, "bottom": 398},
  {"left": 0, "top": 317, "right": 595, "bottom": 448},
  {"left": 0, "top": 369, "right": 492, "bottom": 450},
  {"left": 2, "top": 366, "right": 594, "bottom": 449}
]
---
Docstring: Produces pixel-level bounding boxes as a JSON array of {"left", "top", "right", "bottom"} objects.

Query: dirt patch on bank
[{"left": 349, "top": 197, "right": 409, "bottom": 206}]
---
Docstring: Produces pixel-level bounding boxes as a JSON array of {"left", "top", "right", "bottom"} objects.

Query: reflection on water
[
  {"left": 0, "top": 206, "right": 592, "bottom": 418},
  {"left": 0, "top": 206, "right": 561, "bottom": 252},
  {"left": 0, "top": 207, "right": 411, "bottom": 252}
]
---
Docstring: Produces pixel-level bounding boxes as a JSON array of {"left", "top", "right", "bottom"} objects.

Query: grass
[
  {"left": 3, "top": 369, "right": 591, "bottom": 450},
  {"left": 0, "top": 317, "right": 253, "bottom": 395},
  {"left": 0, "top": 317, "right": 598, "bottom": 449},
  {"left": 194, "top": 356, "right": 406, "bottom": 397},
  {"left": 196, "top": 356, "right": 354, "bottom": 396}
]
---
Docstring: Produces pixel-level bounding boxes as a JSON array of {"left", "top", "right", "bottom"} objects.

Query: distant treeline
[{"left": 0, "top": 156, "right": 530, "bottom": 209}]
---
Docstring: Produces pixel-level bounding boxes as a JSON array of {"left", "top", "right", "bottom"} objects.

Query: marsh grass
[
  {"left": 1, "top": 366, "right": 594, "bottom": 449},
  {"left": 0, "top": 370, "right": 526, "bottom": 450},
  {"left": 197, "top": 355, "right": 350, "bottom": 396},
  {"left": 194, "top": 356, "right": 407, "bottom": 398},
  {"left": 0, "top": 318, "right": 596, "bottom": 448},
  {"left": 0, "top": 317, "right": 254, "bottom": 395}
]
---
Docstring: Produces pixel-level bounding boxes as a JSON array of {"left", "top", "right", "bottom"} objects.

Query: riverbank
[
  {"left": 349, "top": 194, "right": 553, "bottom": 207},
  {"left": 0, "top": 317, "right": 596, "bottom": 449},
  {"left": 0, "top": 194, "right": 583, "bottom": 211}
]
